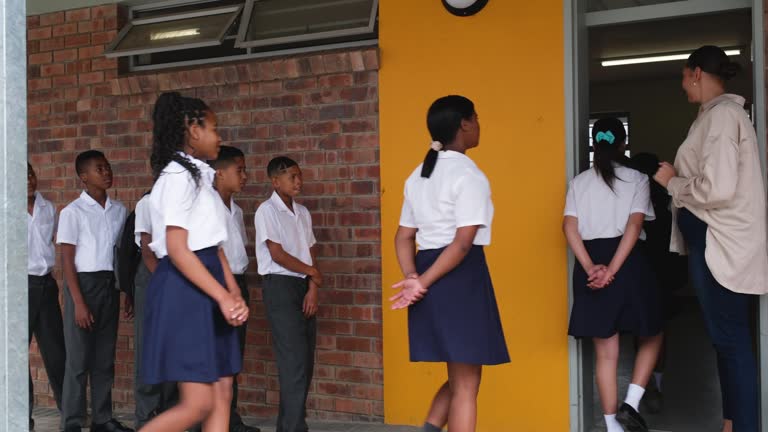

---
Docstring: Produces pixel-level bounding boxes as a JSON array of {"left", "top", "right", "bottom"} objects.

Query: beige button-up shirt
[{"left": 668, "top": 93, "right": 768, "bottom": 295}]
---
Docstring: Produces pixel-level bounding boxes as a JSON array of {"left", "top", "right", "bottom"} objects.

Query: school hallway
[
  {"left": 30, "top": 407, "right": 422, "bottom": 432},
  {"left": 589, "top": 299, "right": 724, "bottom": 432}
]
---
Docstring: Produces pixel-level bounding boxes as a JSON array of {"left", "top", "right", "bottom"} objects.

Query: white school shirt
[
  {"left": 399, "top": 150, "right": 494, "bottom": 250},
  {"left": 219, "top": 197, "right": 249, "bottom": 275},
  {"left": 28, "top": 192, "right": 56, "bottom": 276},
  {"left": 56, "top": 191, "right": 127, "bottom": 272},
  {"left": 254, "top": 191, "right": 316, "bottom": 277},
  {"left": 564, "top": 165, "right": 655, "bottom": 241},
  {"left": 134, "top": 194, "right": 151, "bottom": 248},
  {"left": 148, "top": 153, "right": 228, "bottom": 259}
]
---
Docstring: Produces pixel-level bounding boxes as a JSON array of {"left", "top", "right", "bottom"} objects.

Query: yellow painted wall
[{"left": 379, "top": 1, "right": 570, "bottom": 431}]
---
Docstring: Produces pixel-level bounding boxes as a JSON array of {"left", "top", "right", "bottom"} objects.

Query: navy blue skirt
[
  {"left": 568, "top": 237, "right": 663, "bottom": 338},
  {"left": 140, "top": 247, "right": 242, "bottom": 384},
  {"left": 408, "top": 246, "right": 510, "bottom": 365}
]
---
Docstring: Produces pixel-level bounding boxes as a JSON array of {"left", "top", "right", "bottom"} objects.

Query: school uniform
[
  {"left": 399, "top": 150, "right": 509, "bottom": 365},
  {"left": 218, "top": 196, "right": 251, "bottom": 428},
  {"left": 27, "top": 192, "right": 66, "bottom": 420},
  {"left": 141, "top": 153, "right": 241, "bottom": 385},
  {"left": 254, "top": 191, "right": 317, "bottom": 432},
  {"left": 132, "top": 195, "right": 177, "bottom": 429},
  {"left": 564, "top": 165, "right": 662, "bottom": 338},
  {"left": 56, "top": 191, "right": 127, "bottom": 430}
]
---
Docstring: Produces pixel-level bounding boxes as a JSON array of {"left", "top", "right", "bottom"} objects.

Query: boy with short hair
[
  {"left": 254, "top": 156, "right": 320, "bottom": 432},
  {"left": 209, "top": 145, "right": 260, "bottom": 432},
  {"left": 56, "top": 150, "right": 132, "bottom": 432},
  {"left": 27, "top": 163, "right": 66, "bottom": 430}
]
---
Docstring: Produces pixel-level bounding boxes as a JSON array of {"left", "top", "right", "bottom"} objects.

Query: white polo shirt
[
  {"left": 148, "top": 153, "right": 228, "bottom": 259},
  {"left": 134, "top": 194, "right": 151, "bottom": 248},
  {"left": 57, "top": 191, "right": 127, "bottom": 272},
  {"left": 399, "top": 150, "right": 494, "bottom": 250},
  {"left": 254, "top": 191, "right": 316, "bottom": 277},
  {"left": 564, "top": 165, "right": 655, "bottom": 241},
  {"left": 219, "top": 197, "right": 249, "bottom": 275},
  {"left": 28, "top": 192, "right": 56, "bottom": 276}
]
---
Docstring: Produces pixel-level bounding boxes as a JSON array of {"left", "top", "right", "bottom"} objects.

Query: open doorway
[{"left": 586, "top": 9, "right": 754, "bottom": 432}]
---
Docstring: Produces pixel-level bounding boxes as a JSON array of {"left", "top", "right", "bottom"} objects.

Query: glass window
[
  {"left": 105, "top": 5, "right": 242, "bottom": 58},
  {"left": 236, "top": 0, "right": 377, "bottom": 48}
]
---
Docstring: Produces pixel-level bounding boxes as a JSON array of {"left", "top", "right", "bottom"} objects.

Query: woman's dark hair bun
[{"left": 720, "top": 61, "right": 741, "bottom": 80}]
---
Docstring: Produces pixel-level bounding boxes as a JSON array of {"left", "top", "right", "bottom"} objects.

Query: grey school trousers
[
  {"left": 262, "top": 274, "right": 317, "bottom": 432},
  {"left": 61, "top": 271, "right": 119, "bottom": 429},
  {"left": 28, "top": 274, "right": 66, "bottom": 418}
]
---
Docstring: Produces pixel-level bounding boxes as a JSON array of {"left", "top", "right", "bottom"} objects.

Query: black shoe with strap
[
  {"left": 91, "top": 419, "right": 135, "bottom": 432},
  {"left": 616, "top": 402, "right": 649, "bottom": 432}
]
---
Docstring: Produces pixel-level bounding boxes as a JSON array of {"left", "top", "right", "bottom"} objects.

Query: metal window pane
[
  {"left": 237, "top": 0, "right": 377, "bottom": 48},
  {"left": 587, "top": 0, "right": 685, "bottom": 12},
  {"left": 105, "top": 7, "right": 241, "bottom": 58}
]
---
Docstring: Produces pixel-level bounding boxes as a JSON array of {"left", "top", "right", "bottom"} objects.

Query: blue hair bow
[{"left": 595, "top": 131, "right": 615, "bottom": 145}]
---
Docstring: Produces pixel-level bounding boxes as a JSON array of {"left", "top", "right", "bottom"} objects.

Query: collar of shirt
[
  {"left": 79, "top": 190, "right": 113, "bottom": 211},
  {"left": 437, "top": 150, "right": 472, "bottom": 161},
  {"left": 700, "top": 93, "right": 745, "bottom": 113},
  {"left": 269, "top": 190, "right": 299, "bottom": 216},
  {"left": 176, "top": 151, "right": 215, "bottom": 183}
]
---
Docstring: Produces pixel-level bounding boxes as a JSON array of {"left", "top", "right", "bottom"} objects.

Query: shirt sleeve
[
  {"left": 134, "top": 197, "right": 151, "bottom": 235},
  {"left": 56, "top": 207, "right": 78, "bottom": 245},
  {"left": 454, "top": 172, "right": 492, "bottom": 228},
  {"left": 304, "top": 209, "right": 317, "bottom": 248},
  {"left": 158, "top": 170, "right": 197, "bottom": 230},
  {"left": 254, "top": 206, "right": 282, "bottom": 247},
  {"left": 235, "top": 207, "right": 248, "bottom": 245},
  {"left": 632, "top": 176, "right": 656, "bottom": 221},
  {"left": 564, "top": 180, "right": 578, "bottom": 217},
  {"left": 399, "top": 187, "right": 417, "bottom": 228},
  {"left": 667, "top": 107, "right": 741, "bottom": 209}
]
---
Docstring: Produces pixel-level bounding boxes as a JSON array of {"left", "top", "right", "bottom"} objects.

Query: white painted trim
[{"left": 586, "top": 0, "right": 751, "bottom": 27}]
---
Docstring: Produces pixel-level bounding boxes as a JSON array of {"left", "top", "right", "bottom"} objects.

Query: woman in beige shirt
[{"left": 655, "top": 45, "right": 768, "bottom": 432}]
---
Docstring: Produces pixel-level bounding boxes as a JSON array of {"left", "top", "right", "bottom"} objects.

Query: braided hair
[{"left": 150, "top": 92, "right": 211, "bottom": 187}]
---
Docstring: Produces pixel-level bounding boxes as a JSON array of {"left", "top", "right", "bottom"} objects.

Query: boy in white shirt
[
  {"left": 254, "top": 156, "right": 320, "bottom": 432},
  {"left": 27, "top": 163, "right": 66, "bottom": 431},
  {"left": 56, "top": 150, "right": 132, "bottom": 432},
  {"left": 208, "top": 145, "right": 260, "bottom": 432}
]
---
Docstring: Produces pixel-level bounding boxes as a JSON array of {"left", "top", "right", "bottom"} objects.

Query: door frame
[{"left": 564, "top": 1, "right": 767, "bottom": 431}]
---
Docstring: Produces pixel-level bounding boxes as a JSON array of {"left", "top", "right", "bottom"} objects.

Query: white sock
[
  {"left": 625, "top": 383, "right": 645, "bottom": 411},
  {"left": 604, "top": 414, "right": 625, "bottom": 432},
  {"left": 653, "top": 372, "right": 663, "bottom": 391}
]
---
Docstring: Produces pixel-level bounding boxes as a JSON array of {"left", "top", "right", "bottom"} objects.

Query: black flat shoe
[
  {"left": 91, "top": 419, "right": 134, "bottom": 432},
  {"left": 617, "top": 402, "right": 649, "bottom": 432}
]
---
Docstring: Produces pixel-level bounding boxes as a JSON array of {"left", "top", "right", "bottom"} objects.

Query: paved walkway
[{"left": 31, "top": 407, "right": 422, "bottom": 432}]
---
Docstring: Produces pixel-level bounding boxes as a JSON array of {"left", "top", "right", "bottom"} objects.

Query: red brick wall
[{"left": 27, "top": 4, "right": 383, "bottom": 421}]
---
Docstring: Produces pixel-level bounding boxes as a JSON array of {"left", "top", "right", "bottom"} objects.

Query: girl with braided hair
[{"left": 140, "top": 92, "right": 249, "bottom": 432}]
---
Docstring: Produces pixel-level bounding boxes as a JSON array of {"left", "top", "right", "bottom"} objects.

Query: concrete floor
[
  {"left": 589, "top": 298, "right": 725, "bottom": 432},
  {"left": 30, "top": 408, "right": 422, "bottom": 432}
]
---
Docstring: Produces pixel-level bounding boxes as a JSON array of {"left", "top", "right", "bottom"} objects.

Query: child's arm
[
  {"left": 218, "top": 248, "right": 245, "bottom": 299},
  {"left": 265, "top": 241, "right": 322, "bottom": 286},
  {"left": 394, "top": 226, "right": 418, "bottom": 278},
  {"left": 140, "top": 233, "right": 158, "bottom": 273},
  {"left": 303, "top": 245, "right": 320, "bottom": 318},
  {"left": 166, "top": 227, "right": 247, "bottom": 325},
  {"left": 562, "top": 216, "right": 598, "bottom": 274},
  {"left": 61, "top": 244, "right": 94, "bottom": 330}
]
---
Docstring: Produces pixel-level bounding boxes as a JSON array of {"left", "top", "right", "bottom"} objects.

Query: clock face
[{"left": 442, "top": 0, "right": 489, "bottom": 16}]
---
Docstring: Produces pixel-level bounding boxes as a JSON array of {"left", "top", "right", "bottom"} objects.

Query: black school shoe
[
  {"left": 616, "top": 403, "right": 649, "bottom": 432},
  {"left": 231, "top": 422, "right": 262, "bottom": 432},
  {"left": 91, "top": 419, "right": 134, "bottom": 432}
]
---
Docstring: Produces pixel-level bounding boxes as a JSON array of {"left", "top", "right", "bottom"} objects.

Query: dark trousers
[
  {"left": 678, "top": 208, "right": 758, "bottom": 431},
  {"left": 61, "top": 271, "right": 119, "bottom": 429},
  {"left": 231, "top": 273, "right": 250, "bottom": 426},
  {"left": 263, "top": 274, "right": 317, "bottom": 432},
  {"left": 134, "top": 262, "right": 177, "bottom": 429},
  {"left": 28, "top": 274, "right": 66, "bottom": 418}
]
